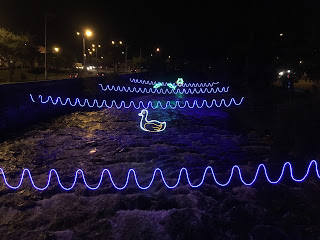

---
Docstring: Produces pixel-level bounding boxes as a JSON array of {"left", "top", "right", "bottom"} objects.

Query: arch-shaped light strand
[
  {"left": 129, "top": 78, "right": 220, "bottom": 87},
  {"left": 0, "top": 160, "right": 318, "bottom": 191},
  {"left": 99, "top": 84, "right": 229, "bottom": 94},
  {"left": 29, "top": 94, "right": 244, "bottom": 109}
]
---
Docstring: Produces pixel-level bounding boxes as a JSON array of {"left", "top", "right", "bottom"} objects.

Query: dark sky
[{"left": 0, "top": 1, "right": 318, "bottom": 61}]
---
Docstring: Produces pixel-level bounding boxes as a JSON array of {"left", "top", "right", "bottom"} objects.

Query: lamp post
[
  {"left": 77, "top": 29, "right": 92, "bottom": 70},
  {"left": 111, "top": 40, "right": 126, "bottom": 72},
  {"left": 92, "top": 44, "right": 101, "bottom": 68}
]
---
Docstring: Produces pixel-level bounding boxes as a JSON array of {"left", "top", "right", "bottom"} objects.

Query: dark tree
[{"left": 0, "top": 28, "right": 30, "bottom": 81}]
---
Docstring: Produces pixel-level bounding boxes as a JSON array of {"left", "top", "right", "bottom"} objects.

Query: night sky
[{"left": 0, "top": 1, "right": 319, "bottom": 61}]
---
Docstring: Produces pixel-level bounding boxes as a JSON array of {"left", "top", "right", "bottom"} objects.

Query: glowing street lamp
[
  {"left": 85, "top": 29, "right": 93, "bottom": 37},
  {"left": 91, "top": 44, "right": 101, "bottom": 68},
  {"left": 77, "top": 29, "right": 93, "bottom": 70},
  {"left": 53, "top": 47, "right": 60, "bottom": 53},
  {"left": 112, "top": 41, "right": 115, "bottom": 45},
  {"left": 156, "top": 47, "right": 160, "bottom": 52}
]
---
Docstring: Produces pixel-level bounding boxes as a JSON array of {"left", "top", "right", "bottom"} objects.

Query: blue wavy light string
[
  {"left": 129, "top": 78, "right": 220, "bottom": 87},
  {"left": 0, "top": 160, "right": 318, "bottom": 191},
  {"left": 29, "top": 94, "right": 244, "bottom": 109},
  {"left": 99, "top": 84, "right": 229, "bottom": 94}
]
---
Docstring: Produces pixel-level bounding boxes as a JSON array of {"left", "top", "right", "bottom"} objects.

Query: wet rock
[
  {"left": 164, "top": 208, "right": 212, "bottom": 240},
  {"left": 112, "top": 209, "right": 169, "bottom": 240}
]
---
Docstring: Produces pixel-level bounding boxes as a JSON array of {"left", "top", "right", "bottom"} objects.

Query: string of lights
[
  {"left": 0, "top": 160, "right": 318, "bottom": 191},
  {"left": 99, "top": 84, "right": 229, "bottom": 94},
  {"left": 129, "top": 78, "right": 220, "bottom": 87},
  {"left": 29, "top": 94, "right": 244, "bottom": 109}
]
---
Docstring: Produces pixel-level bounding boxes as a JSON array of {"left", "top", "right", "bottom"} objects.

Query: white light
[
  {"left": 279, "top": 71, "right": 284, "bottom": 76},
  {"left": 87, "top": 66, "right": 94, "bottom": 71},
  {"left": 138, "top": 109, "right": 166, "bottom": 132},
  {"left": 287, "top": 70, "right": 291, "bottom": 73}
]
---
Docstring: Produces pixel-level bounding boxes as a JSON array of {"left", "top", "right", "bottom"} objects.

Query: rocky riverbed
[{"left": 0, "top": 94, "right": 319, "bottom": 239}]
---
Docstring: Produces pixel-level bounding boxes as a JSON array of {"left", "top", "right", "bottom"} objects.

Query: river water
[{"left": 0, "top": 80, "right": 319, "bottom": 239}]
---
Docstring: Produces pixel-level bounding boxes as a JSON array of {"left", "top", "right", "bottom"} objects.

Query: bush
[{"left": 20, "top": 72, "right": 27, "bottom": 81}]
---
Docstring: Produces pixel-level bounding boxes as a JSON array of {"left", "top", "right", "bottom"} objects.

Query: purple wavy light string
[
  {"left": 0, "top": 160, "right": 318, "bottom": 191},
  {"left": 29, "top": 94, "right": 244, "bottom": 109}
]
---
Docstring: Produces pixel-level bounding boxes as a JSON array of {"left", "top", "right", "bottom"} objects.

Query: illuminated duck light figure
[
  {"left": 138, "top": 109, "right": 166, "bottom": 132},
  {"left": 176, "top": 78, "right": 184, "bottom": 87}
]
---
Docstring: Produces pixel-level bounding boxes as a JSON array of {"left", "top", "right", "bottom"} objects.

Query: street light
[
  {"left": 91, "top": 44, "right": 101, "bottom": 68},
  {"left": 77, "top": 29, "right": 93, "bottom": 70},
  {"left": 53, "top": 47, "right": 60, "bottom": 53},
  {"left": 156, "top": 47, "right": 160, "bottom": 52},
  {"left": 111, "top": 40, "right": 127, "bottom": 72},
  {"left": 85, "top": 30, "right": 92, "bottom": 37}
]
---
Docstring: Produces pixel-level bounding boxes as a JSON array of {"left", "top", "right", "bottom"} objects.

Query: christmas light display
[
  {"left": 153, "top": 82, "right": 163, "bottom": 89},
  {"left": 129, "top": 78, "right": 220, "bottom": 87},
  {"left": 99, "top": 84, "right": 229, "bottom": 94},
  {"left": 167, "top": 83, "right": 177, "bottom": 90},
  {"left": 0, "top": 160, "right": 318, "bottom": 191},
  {"left": 29, "top": 94, "right": 244, "bottom": 109},
  {"left": 138, "top": 109, "right": 166, "bottom": 132},
  {"left": 176, "top": 78, "right": 184, "bottom": 87}
]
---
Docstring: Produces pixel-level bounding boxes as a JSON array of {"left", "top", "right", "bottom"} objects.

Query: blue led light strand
[
  {"left": 29, "top": 94, "right": 244, "bottom": 109},
  {"left": 0, "top": 160, "right": 318, "bottom": 191},
  {"left": 129, "top": 78, "right": 220, "bottom": 87},
  {"left": 99, "top": 84, "right": 229, "bottom": 94}
]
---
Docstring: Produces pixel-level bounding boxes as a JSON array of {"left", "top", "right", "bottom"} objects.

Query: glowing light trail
[
  {"left": 29, "top": 94, "right": 244, "bottom": 109},
  {"left": 0, "top": 160, "right": 318, "bottom": 191},
  {"left": 99, "top": 84, "right": 229, "bottom": 94},
  {"left": 129, "top": 78, "right": 220, "bottom": 87}
]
